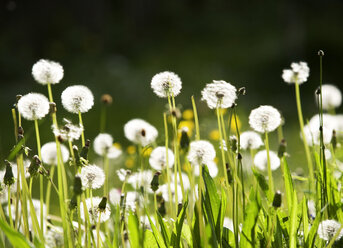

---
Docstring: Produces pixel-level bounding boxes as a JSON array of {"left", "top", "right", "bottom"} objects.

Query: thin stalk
[
  {"left": 8, "top": 187, "right": 14, "bottom": 227},
  {"left": 79, "top": 111, "right": 85, "bottom": 147},
  {"left": 163, "top": 113, "right": 173, "bottom": 216},
  {"left": 96, "top": 212, "right": 102, "bottom": 248},
  {"left": 191, "top": 96, "right": 200, "bottom": 140},
  {"left": 216, "top": 106, "right": 229, "bottom": 187},
  {"left": 34, "top": 119, "right": 44, "bottom": 232},
  {"left": 45, "top": 165, "right": 55, "bottom": 218},
  {"left": 104, "top": 155, "right": 109, "bottom": 197},
  {"left": 295, "top": 82, "right": 314, "bottom": 190},
  {"left": 264, "top": 131, "right": 274, "bottom": 196},
  {"left": 153, "top": 193, "right": 159, "bottom": 230}
]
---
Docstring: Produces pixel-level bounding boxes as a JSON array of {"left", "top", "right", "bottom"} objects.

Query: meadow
[{"left": 1, "top": 51, "right": 343, "bottom": 248}]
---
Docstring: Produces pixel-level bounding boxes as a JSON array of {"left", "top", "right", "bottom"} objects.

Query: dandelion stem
[
  {"left": 216, "top": 106, "right": 229, "bottom": 187},
  {"left": 154, "top": 192, "right": 159, "bottom": 229},
  {"left": 34, "top": 119, "right": 44, "bottom": 233},
  {"left": 295, "top": 82, "right": 314, "bottom": 191},
  {"left": 104, "top": 154, "right": 109, "bottom": 197},
  {"left": 45, "top": 165, "right": 55, "bottom": 218},
  {"left": 8, "top": 187, "right": 14, "bottom": 228},
  {"left": 163, "top": 113, "right": 173, "bottom": 216},
  {"left": 191, "top": 96, "right": 200, "bottom": 140},
  {"left": 264, "top": 131, "right": 274, "bottom": 197},
  {"left": 97, "top": 212, "right": 102, "bottom": 248},
  {"left": 79, "top": 111, "right": 85, "bottom": 147}
]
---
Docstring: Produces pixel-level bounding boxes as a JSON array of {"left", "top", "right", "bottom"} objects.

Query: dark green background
[{"left": 1, "top": 0, "right": 343, "bottom": 165}]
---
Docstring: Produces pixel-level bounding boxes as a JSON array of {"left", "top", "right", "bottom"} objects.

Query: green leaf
[
  {"left": 239, "top": 187, "right": 261, "bottom": 248},
  {"left": 144, "top": 230, "right": 159, "bottom": 248},
  {"left": 282, "top": 158, "right": 294, "bottom": 213},
  {"left": 222, "top": 227, "right": 235, "bottom": 248},
  {"left": 252, "top": 168, "right": 270, "bottom": 199},
  {"left": 302, "top": 197, "right": 309, "bottom": 244},
  {"left": 181, "top": 224, "right": 193, "bottom": 248},
  {"left": 128, "top": 211, "right": 141, "bottom": 247},
  {"left": 289, "top": 190, "right": 298, "bottom": 248},
  {"left": 156, "top": 211, "right": 170, "bottom": 247},
  {"left": 171, "top": 199, "right": 188, "bottom": 248},
  {"left": 145, "top": 209, "right": 167, "bottom": 248},
  {"left": 0, "top": 218, "right": 33, "bottom": 248}
]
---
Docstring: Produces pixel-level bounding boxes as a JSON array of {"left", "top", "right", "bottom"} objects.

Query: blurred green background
[{"left": 1, "top": 0, "right": 343, "bottom": 169}]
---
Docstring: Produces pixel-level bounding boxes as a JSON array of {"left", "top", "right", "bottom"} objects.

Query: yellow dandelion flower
[
  {"left": 209, "top": 129, "right": 220, "bottom": 141},
  {"left": 143, "top": 147, "right": 153, "bottom": 157},
  {"left": 125, "top": 158, "right": 135, "bottom": 168},
  {"left": 229, "top": 115, "right": 241, "bottom": 133},
  {"left": 178, "top": 121, "right": 194, "bottom": 135},
  {"left": 113, "top": 142, "right": 121, "bottom": 149},
  {"left": 127, "top": 145, "right": 136, "bottom": 155},
  {"left": 182, "top": 109, "right": 194, "bottom": 120}
]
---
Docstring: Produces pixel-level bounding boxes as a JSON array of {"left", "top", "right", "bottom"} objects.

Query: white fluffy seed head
[
  {"left": 61, "top": 85, "right": 94, "bottom": 114},
  {"left": 151, "top": 71, "right": 182, "bottom": 98},
  {"left": 282, "top": 62, "right": 309, "bottom": 84},
  {"left": 318, "top": 84, "right": 342, "bottom": 110},
  {"left": 80, "top": 165, "right": 105, "bottom": 189},
  {"left": 249, "top": 105, "right": 282, "bottom": 133},
  {"left": 109, "top": 188, "right": 121, "bottom": 206},
  {"left": 17, "top": 93, "right": 50, "bottom": 121},
  {"left": 149, "top": 146, "right": 174, "bottom": 170},
  {"left": 116, "top": 168, "right": 130, "bottom": 181},
  {"left": 124, "top": 119, "right": 158, "bottom": 147},
  {"left": 32, "top": 59, "right": 64, "bottom": 85},
  {"left": 317, "top": 220, "right": 343, "bottom": 241},
  {"left": 194, "top": 161, "right": 218, "bottom": 178},
  {"left": 201, "top": 80, "right": 237, "bottom": 109},
  {"left": 157, "top": 183, "right": 183, "bottom": 203},
  {"left": 80, "top": 197, "right": 111, "bottom": 224},
  {"left": 254, "top": 150, "right": 280, "bottom": 171},
  {"left": 53, "top": 119, "right": 83, "bottom": 142},
  {"left": 127, "top": 170, "right": 154, "bottom": 192},
  {"left": 303, "top": 124, "right": 333, "bottom": 146},
  {"left": 187, "top": 140, "right": 216, "bottom": 166},
  {"left": 93, "top": 133, "right": 122, "bottom": 159},
  {"left": 240, "top": 131, "right": 264, "bottom": 150},
  {"left": 171, "top": 172, "right": 191, "bottom": 190},
  {"left": 41, "top": 142, "right": 69, "bottom": 165}
]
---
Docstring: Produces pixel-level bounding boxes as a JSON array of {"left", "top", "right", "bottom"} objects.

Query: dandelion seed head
[
  {"left": 41, "top": 142, "right": 69, "bottom": 165},
  {"left": 201, "top": 80, "right": 237, "bottom": 109},
  {"left": 109, "top": 188, "right": 121, "bottom": 206},
  {"left": 61, "top": 85, "right": 94, "bottom": 114},
  {"left": 151, "top": 71, "right": 182, "bottom": 98},
  {"left": 157, "top": 183, "right": 183, "bottom": 203},
  {"left": 254, "top": 150, "right": 280, "bottom": 171},
  {"left": 53, "top": 119, "right": 83, "bottom": 141},
  {"left": 171, "top": 172, "right": 191, "bottom": 190},
  {"left": 249, "top": 105, "right": 281, "bottom": 133},
  {"left": 194, "top": 161, "right": 218, "bottom": 178},
  {"left": 17, "top": 93, "right": 50, "bottom": 121},
  {"left": 282, "top": 62, "right": 309, "bottom": 84},
  {"left": 318, "top": 220, "right": 343, "bottom": 241},
  {"left": 80, "top": 165, "right": 105, "bottom": 189},
  {"left": 303, "top": 124, "right": 333, "bottom": 146},
  {"left": 188, "top": 140, "right": 216, "bottom": 166},
  {"left": 80, "top": 197, "right": 111, "bottom": 224},
  {"left": 124, "top": 119, "right": 158, "bottom": 147},
  {"left": 116, "top": 168, "right": 130, "bottom": 181},
  {"left": 94, "top": 133, "right": 122, "bottom": 159},
  {"left": 240, "top": 131, "right": 264, "bottom": 150},
  {"left": 45, "top": 225, "right": 64, "bottom": 248},
  {"left": 127, "top": 170, "right": 154, "bottom": 192},
  {"left": 308, "top": 200, "right": 316, "bottom": 219},
  {"left": 149, "top": 146, "right": 174, "bottom": 170},
  {"left": 319, "top": 84, "right": 342, "bottom": 110},
  {"left": 32, "top": 59, "right": 64, "bottom": 85}
]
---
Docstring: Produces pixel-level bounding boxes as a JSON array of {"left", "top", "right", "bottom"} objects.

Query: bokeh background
[{"left": 1, "top": 0, "right": 343, "bottom": 169}]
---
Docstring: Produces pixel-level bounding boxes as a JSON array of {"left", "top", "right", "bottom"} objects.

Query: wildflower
[
  {"left": 187, "top": 140, "right": 216, "bottom": 166},
  {"left": 194, "top": 161, "right": 218, "bottom": 178},
  {"left": 182, "top": 109, "right": 194, "bottom": 120},
  {"left": 127, "top": 170, "right": 154, "bottom": 192},
  {"left": 317, "top": 220, "right": 343, "bottom": 241},
  {"left": 240, "top": 131, "right": 263, "bottom": 150},
  {"left": 303, "top": 124, "right": 333, "bottom": 146},
  {"left": 93, "top": 133, "right": 122, "bottom": 159},
  {"left": 124, "top": 119, "right": 158, "bottom": 146},
  {"left": 61, "top": 85, "right": 94, "bottom": 114},
  {"left": 109, "top": 188, "right": 121, "bottom": 206},
  {"left": 282, "top": 62, "right": 310, "bottom": 84},
  {"left": 149, "top": 146, "right": 174, "bottom": 170},
  {"left": 101, "top": 94, "right": 113, "bottom": 105},
  {"left": 157, "top": 183, "right": 183, "bottom": 203},
  {"left": 317, "top": 84, "right": 342, "bottom": 111},
  {"left": 52, "top": 119, "right": 83, "bottom": 142},
  {"left": 171, "top": 172, "right": 191, "bottom": 190},
  {"left": 116, "top": 169, "right": 130, "bottom": 181},
  {"left": 151, "top": 71, "right": 182, "bottom": 98},
  {"left": 17, "top": 93, "right": 50, "bottom": 121},
  {"left": 254, "top": 150, "right": 280, "bottom": 171},
  {"left": 41, "top": 142, "right": 69, "bottom": 165},
  {"left": 201, "top": 80, "right": 237, "bottom": 109},
  {"left": 80, "top": 197, "right": 111, "bottom": 224},
  {"left": 80, "top": 165, "right": 105, "bottom": 189},
  {"left": 249, "top": 105, "right": 281, "bottom": 133},
  {"left": 32, "top": 59, "right": 63, "bottom": 85},
  {"left": 45, "top": 225, "right": 64, "bottom": 248}
]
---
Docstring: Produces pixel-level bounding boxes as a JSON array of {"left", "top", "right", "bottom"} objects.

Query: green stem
[
  {"left": 191, "top": 96, "right": 200, "bottom": 140},
  {"left": 96, "top": 212, "right": 102, "bottom": 248},
  {"left": 265, "top": 131, "right": 274, "bottom": 197},
  {"left": 295, "top": 82, "right": 314, "bottom": 190},
  {"left": 216, "top": 107, "right": 229, "bottom": 187},
  {"left": 79, "top": 111, "right": 85, "bottom": 147},
  {"left": 8, "top": 187, "right": 14, "bottom": 228},
  {"left": 163, "top": 113, "right": 173, "bottom": 216},
  {"left": 45, "top": 165, "right": 55, "bottom": 218},
  {"left": 104, "top": 155, "right": 109, "bottom": 197}
]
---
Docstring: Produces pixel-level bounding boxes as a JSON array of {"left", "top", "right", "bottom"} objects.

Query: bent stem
[{"left": 295, "top": 82, "right": 314, "bottom": 191}]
